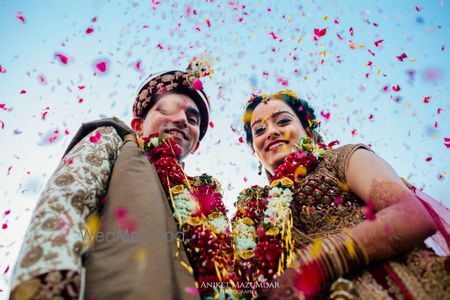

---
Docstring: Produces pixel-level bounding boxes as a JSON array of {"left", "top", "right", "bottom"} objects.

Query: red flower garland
[
  {"left": 232, "top": 146, "right": 323, "bottom": 295},
  {"left": 142, "top": 135, "right": 238, "bottom": 298}
]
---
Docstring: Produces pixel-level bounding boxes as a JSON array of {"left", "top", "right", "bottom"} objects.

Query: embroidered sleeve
[
  {"left": 335, "top": 144, "right": 373, "bottom": 183},
  {"left": 9, "top": 126, "right": 122, "bottom": 300}
]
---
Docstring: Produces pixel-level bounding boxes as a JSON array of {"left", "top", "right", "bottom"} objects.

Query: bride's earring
[{"left": 258, "top": 162, "right": 263, "bottom": 176}]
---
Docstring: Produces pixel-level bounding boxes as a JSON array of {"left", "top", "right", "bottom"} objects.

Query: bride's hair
[{"left": 243, "top": 93, "right": 323, "bottom": 150}]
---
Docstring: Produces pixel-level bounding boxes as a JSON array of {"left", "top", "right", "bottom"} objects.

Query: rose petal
[
  {"left": 54, "top": 52, "right": 69, "bottom": 65},
  {"left": 89, "top": 131, "right": 102, "bottom": 143},
  {"left": 192, "top": 78, "right": 203, "bottom": 90}
]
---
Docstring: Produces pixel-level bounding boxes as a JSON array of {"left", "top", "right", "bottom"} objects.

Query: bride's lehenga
[{"left": 237, "top": 144, "right": 449, "bottom": 300}]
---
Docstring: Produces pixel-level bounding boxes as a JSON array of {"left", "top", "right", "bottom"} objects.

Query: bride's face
[{"left": 250, "top": 100, "right": 307, "bottom": 175}]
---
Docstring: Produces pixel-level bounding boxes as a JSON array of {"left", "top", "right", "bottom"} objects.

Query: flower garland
[
  {"left": 232, "top": 137, "right": 326, "bottom": 295},
  {"left": 138, "top": 134, "right": 239, "bottom": 299}
]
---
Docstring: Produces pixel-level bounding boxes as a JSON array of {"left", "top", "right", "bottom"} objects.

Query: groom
[{"left": 9, "top": 67, "right": 211, "bottom": 300}]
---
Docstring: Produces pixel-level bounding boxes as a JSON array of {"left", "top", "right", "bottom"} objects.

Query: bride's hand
[{"left": 254, "top": 268, "right": 305, "bottom": 300}]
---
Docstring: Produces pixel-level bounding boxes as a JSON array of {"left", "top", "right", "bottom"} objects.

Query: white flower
[
  {"left": 173, "top": 189, "right": 197, "bottom": 224},
  {"left": 234, "top": 219, "right": 257, "bottom": 252},
  {"left": 264, "top": 187, "right": 293, "bottom": 228},
  {"left": 235, "top": 235, "right": 257, "bottom": 253},
  {"left": 208, "top": 216, "right": 228, "bottom": 233},
  {"left": 150, "top": 137, "right": 160, "bottom": 147}
]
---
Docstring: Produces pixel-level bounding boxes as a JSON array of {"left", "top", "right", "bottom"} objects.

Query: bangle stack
[{"left": 293, "top": 229, "right": 369, "bottom": 296}]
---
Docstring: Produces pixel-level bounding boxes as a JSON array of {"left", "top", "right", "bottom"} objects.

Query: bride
[{"left": 231, "top": 89, "right": 449, "bottom": 299}]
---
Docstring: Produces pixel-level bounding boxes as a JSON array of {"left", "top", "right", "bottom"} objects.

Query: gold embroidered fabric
[
  {"left": 291, "top": 144, "right": 369, "bottom": 246},
  {"left": 291, "top": 144, "right": 450, "bottom": 299},
  {"left": 9, "top": 126, "right": 123, "bottom": 300}
]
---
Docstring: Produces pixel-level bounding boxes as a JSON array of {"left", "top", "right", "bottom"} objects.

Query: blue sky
[{"left": 1, "top": 0, "right": 449, "bottom": 297}]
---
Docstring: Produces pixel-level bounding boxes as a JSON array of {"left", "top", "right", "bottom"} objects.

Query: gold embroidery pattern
[
  {"left": 291, "top": 145, "right": 368, "bottom": 245},
  {"left": 9, "top": 126, "right": 122, "bottom": 300},
  {"left": 291, "top": 144, "right": 450, "bottom": 299}
]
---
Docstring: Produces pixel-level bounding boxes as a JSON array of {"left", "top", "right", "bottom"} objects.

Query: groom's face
[{"left": 132, "top": 93, "right": 201, "bottom": 159}]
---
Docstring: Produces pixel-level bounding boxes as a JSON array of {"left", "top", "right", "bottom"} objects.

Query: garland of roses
[
  {"left": 138, "top": 134, "right": 239, "bottom": 299},
  {"left": 232, "top": 137, "right": 326, "bottom": 295}
]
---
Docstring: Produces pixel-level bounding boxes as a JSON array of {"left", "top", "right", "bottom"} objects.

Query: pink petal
[
  {"left": 0, "top": 64, "right": 6, "bottom": 74},
  {"left": 1, "top": 223, "right": 7, "bottom": 230},
  {"left": 423, "top": 96, "right": 430, "bottom": 103},
  {"left": 54, "top": 52, "right": 69, "bottom": 65},
  {"left": 89, "top": 131, "right": 102, "bottom": 143},
  {"left": 320, "top": 111, "right": 330, "bottom": 121},
  {"left": 349, "top": 27, "right": 354, "bottom": 36},
  {"left": 374, "top": 39, "right": 384, "bottom": 47},
  {"left": 20, "top": 90, "right": 26, "bottom": 94},
  {"left": 425, "top": 157, "right": 432, "bottom": 162},
  {"left": 86, "top": 27, "right": 94, "bottom": 34},
  {"left": 269, "top": 31, "right": 277, "bottom": 39},
  {"left": 276, "top": 77, "right": 288, "bottom": 86},
  {"left": 362, "top": 201, "right": 376, "bottom": 221},
  {"left": 38, "top": 74, "right": 46, "bottom": 85},
  {"left": 392, "top": 84, "right": 401, "bottom": 92},
  {"left": 134, "top": 60, "right": 142, "bottom": 72},
  {"left": 209, "top": 121, "right": 214, "bottom": 128},
  {"left": 64, "top": 158, "right": 74, "bottom": 165},
  {"left": 16, "top": 13, "right": 26, "bottom": 24},
  {"left": 192, "top": 78, "right": 203, "bottom": 90},
  {"left": 94, "top": 59, "right": 109, "bottom": 74},
  {"left": 238, "top": 136, "right": 244, "bottom": 143},
  {"left": 444, "top": 137, "right": 450, "bottom": 149},
  {"left": 205, "top": 17, "right": 211, "bottom": 27},
  {"left": 185, "top": 287, "right": 200, "bottom": 296},
  {"left": 396, "top": 53, "right": 407, "bottom": 62},
  {"left": 115, "top": 207, "right": 127, "bottom": 219},
  {"left": 333, "top": 194, "right": 343, "bottom": 206}
]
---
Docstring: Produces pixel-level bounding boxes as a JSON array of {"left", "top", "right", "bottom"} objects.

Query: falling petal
[
  {"left": 374, "top": 39, "right": 384, "bottom": 47},
  {"left": 192, "top": 78, "right": 203, "bottom": 90},
  {"left": 444, "top": 137, "right": 450, "bottom": 149},
  {"left": 54, "top": 52, "right": 69, "bottom": 65},
  {"left": 362, "top": 201, "right": 376, "bottom": 221},
  {"left": 92, "top": 58, "right": 110, "bottom": 75},
  {"left": 396, "top": 53, "right": 408, "bottom": 62},
  {"left": 320, "top": 111, "right": 330, "bottom": 121},
  {"left": 185, "top": 287, "right": 200, "bottom": 296},
  {"left": 89, "top": 131, "right": 102, "bottom": 143},
  {"left": 16, "top": 12, "right": 26, "bottom": 24}
]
